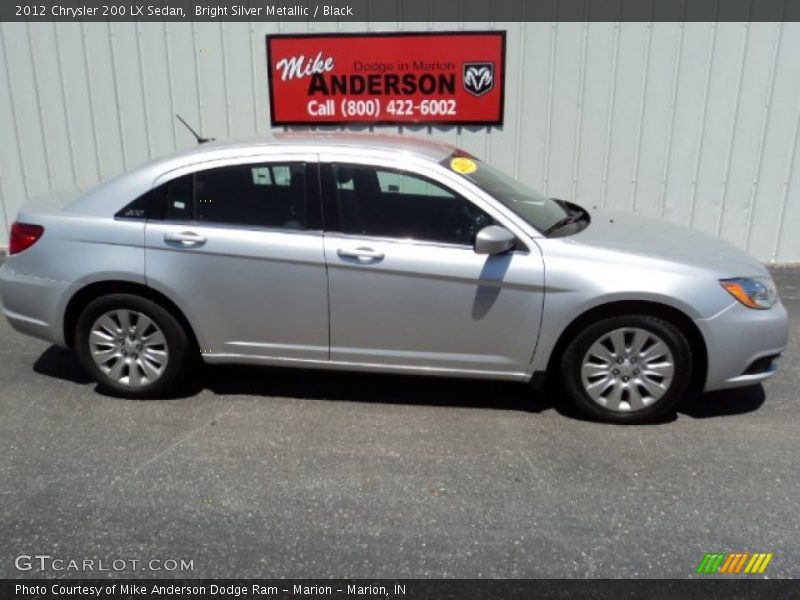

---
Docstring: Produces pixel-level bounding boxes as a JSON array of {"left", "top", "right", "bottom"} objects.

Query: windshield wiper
[{"left": 542, "top": 211, "right": 586, "bottom": 236}]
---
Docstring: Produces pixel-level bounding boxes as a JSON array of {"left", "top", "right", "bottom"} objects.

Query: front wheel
[
  {"left": 560, "top": 315, "right": 692, "bottom": 424},
  {"left": 75, "top": 294, "right": 191, "bottom": 398}
]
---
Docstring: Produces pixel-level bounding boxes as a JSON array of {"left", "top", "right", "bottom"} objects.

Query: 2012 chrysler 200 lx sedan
[{"left": 0, "top": 133, "right": 789, "bottom": 423}]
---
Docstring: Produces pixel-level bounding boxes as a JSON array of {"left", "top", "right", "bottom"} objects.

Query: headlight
[{"left": 720, "top": 277, "right": 777, "bottom": 309}]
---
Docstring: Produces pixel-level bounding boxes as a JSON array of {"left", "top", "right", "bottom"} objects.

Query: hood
[{"left": 566, "top": 208, "right": 767, "bottom": 278}]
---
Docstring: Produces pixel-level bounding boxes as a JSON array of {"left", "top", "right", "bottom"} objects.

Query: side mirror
[{"left": 474, "top": 225, "right": 515, "bottom": 255}]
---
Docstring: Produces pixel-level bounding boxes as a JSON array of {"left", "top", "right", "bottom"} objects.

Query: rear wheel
[
  {"left": 560, "top": 315, "right": 692, "bottom": 423},
  {"left": 76, "top": 294, "right": 190, "bottom": 398}
]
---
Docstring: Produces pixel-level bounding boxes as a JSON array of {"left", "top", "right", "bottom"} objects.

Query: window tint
[
  {"left": 164, "top": 175, "right": 193, "bottom": 221},
  {"left": 194, "top": 163, "right": 308, "bottom": 229},
  {"left": 115, "top": 175, "right": 192, "bottom": 221},
  {"left": 375, "top": 171, "right": 452, "bottom": 197},
  {"left": 116, "top": 189, "right": 153, "bottom": 220},
  {"left": 332, "top": 164, "right": 494, "bottom": 245}
]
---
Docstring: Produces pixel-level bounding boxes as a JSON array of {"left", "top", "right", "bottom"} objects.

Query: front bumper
[
  {"left": 698, "top": 299, "right": 789, "bottom": 391},
  {"left": 0, "top": 263, "right": 69, "bottom": 346}
]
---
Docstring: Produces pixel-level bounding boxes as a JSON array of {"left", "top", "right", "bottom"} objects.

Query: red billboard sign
[{"left": 266, "top": 31, "right": 505, "bottom": 126}]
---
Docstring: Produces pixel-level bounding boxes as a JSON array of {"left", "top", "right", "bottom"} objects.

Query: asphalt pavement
[{"left": 0, "top": 256, "right": 798, "bottom": 578}]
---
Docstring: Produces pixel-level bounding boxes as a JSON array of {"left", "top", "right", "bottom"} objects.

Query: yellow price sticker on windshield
[{"left": 450, "top": 157, "right": 478, "bottom": 175}]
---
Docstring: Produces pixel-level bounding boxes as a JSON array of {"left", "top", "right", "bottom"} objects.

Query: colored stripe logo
[{"left": 696, "top": 552, "right": 773, "bottom": 574}]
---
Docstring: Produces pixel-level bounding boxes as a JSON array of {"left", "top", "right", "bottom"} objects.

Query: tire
[
  {"left": 560, "top": 315, "right": 692, "bottom": 424},
  {"left": 75, "top": 293, "right": 191, "bottom": 398}
]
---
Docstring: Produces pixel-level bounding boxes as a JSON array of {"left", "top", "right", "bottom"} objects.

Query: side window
[
  {"left": 332, "top": 164, "right": 494, "bottom": 245},
  {"left": 115, "top": 175, "right": 192, "bottom": 221},
  {"left": 163, "top": 175, "right": 193, "bottom": 221},
  {"left": 115, "top": 189, "right": 153, "bottom": 220},
  {"left": 194, "top": 163, "right": 308, "bottom": 229}
]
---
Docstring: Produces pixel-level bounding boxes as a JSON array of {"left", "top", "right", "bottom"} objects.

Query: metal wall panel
[{"left": 1, "top": 21, "right": 798, "bottom": 262}]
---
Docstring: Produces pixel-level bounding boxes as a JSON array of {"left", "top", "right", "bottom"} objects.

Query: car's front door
[
  {"left": 144, "top": 156, "right": 329, "bottom": 362},
  {"left": 320, "top": 156, "right": 545, "bottom": 377}
]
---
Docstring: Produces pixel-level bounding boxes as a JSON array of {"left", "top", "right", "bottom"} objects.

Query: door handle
[
  {"left": 337, "top": 247, "right": 385, "bottom": 261},
  {"left": 164, "top": 231, "right": 207, "bottom": 246}
]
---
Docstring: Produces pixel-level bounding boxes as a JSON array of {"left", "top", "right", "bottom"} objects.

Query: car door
[
  {"left": 320, "top": 155, "right": 545, "bottom": 377},
  {"left": 144, "top": 155, "right": 329, "bottom": 362}
]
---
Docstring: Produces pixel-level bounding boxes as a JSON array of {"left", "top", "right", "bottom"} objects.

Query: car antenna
[{"left": 175, "top": 114, "right": 215, "bottom": 144}]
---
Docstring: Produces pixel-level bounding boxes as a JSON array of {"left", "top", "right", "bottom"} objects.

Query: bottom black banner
[{"left": 3, "top": 579, "right": 799, "bottom": 600}]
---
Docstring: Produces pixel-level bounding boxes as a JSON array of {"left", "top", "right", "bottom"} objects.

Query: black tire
[
  {"left": 75, "top": 293, "right": 191, "bottom": 398},
  {"left": 560, "top": 314, "right": 692, "bottom": 424}
]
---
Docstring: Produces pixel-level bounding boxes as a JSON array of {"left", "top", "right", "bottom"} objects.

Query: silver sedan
[{"left": 0, "top": 133, "right": 789, "bottom": 423}]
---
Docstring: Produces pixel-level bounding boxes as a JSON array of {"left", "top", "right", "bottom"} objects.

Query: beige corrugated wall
[{"left": 1, "top": 21, "right": 799, "bottom": 261}]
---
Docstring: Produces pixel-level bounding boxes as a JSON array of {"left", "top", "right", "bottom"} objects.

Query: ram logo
[{"left": 463, "top": 62, "right": 495, "bottom": 97}]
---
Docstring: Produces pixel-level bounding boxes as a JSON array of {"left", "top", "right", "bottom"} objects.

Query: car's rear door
[
  {"left": 144, "top": 154, "right": 329, "bottom": 362},
  {"left": 319, "top": 153, "right": 545, "bottom": 377}
]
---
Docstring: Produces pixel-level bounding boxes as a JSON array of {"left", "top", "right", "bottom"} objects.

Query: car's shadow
[
  {"left": 32, "top": 346, "right": 546, "bottom": 413},
  {"left": 33, "top": 345, "right": 766, "bottom": 422},
  {"left": 677, "top": 385, "right": 766, "bottom": 419},
  {"left": 33, "top": 345, "right": 95, "bottom": 384}
]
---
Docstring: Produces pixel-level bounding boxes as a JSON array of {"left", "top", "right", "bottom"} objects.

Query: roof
[{"left": 190, "top": 130, "right": 459, "bottom": 162}]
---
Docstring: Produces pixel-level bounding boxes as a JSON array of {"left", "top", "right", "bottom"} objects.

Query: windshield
[{"left": 441, "top": 154, "right": 572, "bottom": 234}]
